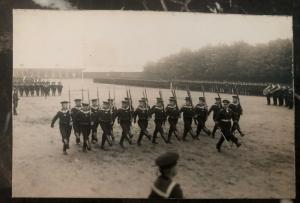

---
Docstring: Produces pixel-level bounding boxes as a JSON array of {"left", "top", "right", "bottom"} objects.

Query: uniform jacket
[
  {"left": 117, "top": 107, "right": 132, "bottom": 122},
  {"left": 51, "top": 109, "right": 72, "bottom": 126},
  {"left": 208, "top": 103, "right": 222, "bottom": 120},
  {"left": 71, "top": 106, "right": 82, "bottom": 124},
  {"left": 98, "top": 108, "right": 113, "bottom": 123},
  {"left": 90, "top": 106, "right": 99, "bottom": 122},
  {"left": 165, "top": 105, "right": 180, "bottom": 119},
  {"left": 180, "top": 105, "right": 194, "bottom": 119},
  {"left": 76, "top": 109, "right": 92, "bottom": 126},
  {"left": 133, "top": 106, "right": 150, "bottom": 122},
  {"left": 148, "top": 175, "right": 183, "bottom": 199},
  {"left": 150, "top": 105, "right": 166, "bottom": 121},
  {"left": 229, "top": 103, "right": 243, "bottom": 116},
  {"left": 194, "top": 104, "right": 208, "bottom": 121}
]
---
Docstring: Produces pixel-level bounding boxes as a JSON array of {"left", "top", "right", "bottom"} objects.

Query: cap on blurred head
[{"left": 155, "top": 152, "right": 179, "bottom": 170}]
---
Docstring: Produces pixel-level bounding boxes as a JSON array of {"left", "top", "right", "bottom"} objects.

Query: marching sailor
[
  {"left": 90, "top": 99, "right": 99, "bottom": 144},
  {"left": 71, "top": 99, "right": 82, "bottom": 144},
  {"left": 194, "top": 97, "right": 211, "bottom": 139},
  {"left": 165, "top": 97, "right": 180, "bottom": 143},
  {"left": 133, "top": 99, "right": 151, "bottom": 146},
  {"left": 51, "top": 101, "right": 72, "bottom": 155},
  {"left": 216, "top": 98, "right": 242, "bottom": 152}
]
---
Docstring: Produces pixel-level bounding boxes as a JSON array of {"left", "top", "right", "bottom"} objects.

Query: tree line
[{"left": 143, "top": 39, "right": 292, "bottom": 83}]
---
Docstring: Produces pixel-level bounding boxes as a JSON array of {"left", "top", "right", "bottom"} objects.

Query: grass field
[{"left": 12, "top": 79, "right": 295, "bottom": 198}]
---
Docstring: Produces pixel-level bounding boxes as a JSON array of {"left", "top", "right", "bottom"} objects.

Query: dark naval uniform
[
  {"left": 98, "top": 102, "right": 114, "bottom": 149},
  {"left": 165, "top": 101, "right": 180, "bottom": 143},
  {"left": 57, "top": 82, "right": 63, "bottom": 96},
  {"left": 117, "top": 103, "right": 133, "bottom": 147},
  {"left": 180, "top": 99, "right": 195, "bottom": 141},
  {"left": 13, "top": 90, "right": 19, "bottom": 115},
  {"left": 150, "top": 100, "right": 167, "bottom": 144},
  {"left": 133, "top": 102, "right": 151, "bottom": 145},
  {"left": 149, "top": 152, "right": 183, "bottom": 199},
  {"left": 194, "top": 98, "right": 211, "bottom": 138},
  {"left": 90, "top": 104, "right": 99, "bottom": 143},
  {"left": 51, "top": 104, "right": 72, "bottom": 154},
  {"left": 76, "top": 106, "right": 92, "bottom": 152},
  {"left": 208, "top": 99, "right": 222, "bottom": 138},
  {"left": 71, "top": 104, "right": 82, "bottom": 144},
  {"left": 216, "top": 99, "right": 241, "bottom": 152},
  {"left": 229, "top": 97, "right": 244, "bottom": 136}
]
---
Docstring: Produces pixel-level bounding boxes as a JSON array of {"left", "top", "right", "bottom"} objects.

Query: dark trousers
[
  {"left": 81, "top": 125, "right": 91, "bottom": 150},
  {"left": 182, "top": 117, "right": 193, "bottom": 139},
  {"left": 91, "top": 121, "right": 99, "bottom": 141},
  {"left": 99, "top": 121, "right": 112, "bottom": 147},
  {"left": 153, "top": 119, "right": 165, "bottom": 143},
  {"left": 30, "top": 89, "right": 34, "bottom": 96},
  {"left": 59, "top": 124, "right": 72, "bottom": 151},
  {"left": 35, "top": 89, "right": 40, "bottom": 96},
  {"left": 273, "top": 96, "right": 278, "bottom": 105},
  {"left": 266, "top": 94, "right": 271, "bottom": 105},
  {"left": 120, "top": 120, "right": 131, "bottom": 145},
  {"left": 73, "top": 123, "right": 81, "bottom": 141},
  {"left": 231, "top": 115, "right": 243, "bottom": 134},
  {"left": 137, "top": 119, "right": 149, "bottom": 144},
  {"left": 217, "top": 123, "right": 238, "bottom": 148},
  {"left": 58, "top": 89, "right": 62, "bottom": 96},
  {"left": 52, "top": 89, "right": 56, "bottom": 96},
  {"left": 13, "top": 102, "right": 18, "bottom": 115},
  {"left": 25, "top": 90, "right": 29, "bottom": 96},
  {"left": 167, "top": 118, "right": 178, "bottom": 141},
  {"left": 196, "top": 118, "right": 210, "bottom": 136},
  {"left": 278, "top": 96, "right": 284, "bottom": 106},
  {"left": 20, "top": 89, "right": 24, "bottom": 96},
  {"left": 212, "top": 120, "right": 219, "bottom": 136}
]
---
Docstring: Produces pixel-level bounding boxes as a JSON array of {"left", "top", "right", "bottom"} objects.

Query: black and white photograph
[{"left": 12, "top": 8, "right": 294, "bottom": 199}]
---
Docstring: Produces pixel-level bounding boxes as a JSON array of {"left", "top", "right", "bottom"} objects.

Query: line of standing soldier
[
  {"left": 51, "top": 94, "right": 244, "bottom": 154},
  {"left": 13, "top": 79, "right": 63, "bottom": 97},
  {"left": 263, "top": 84, "right": 293, "bottom": 109}
]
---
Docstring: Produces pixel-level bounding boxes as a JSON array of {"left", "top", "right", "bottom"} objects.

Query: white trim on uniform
[{"left": 151, "top": 181, "right": 177, "bottom": 199}]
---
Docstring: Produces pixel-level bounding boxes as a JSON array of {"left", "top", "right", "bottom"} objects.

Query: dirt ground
[{"left": 12, "top": 79, "right": 295, "bottom": 198}]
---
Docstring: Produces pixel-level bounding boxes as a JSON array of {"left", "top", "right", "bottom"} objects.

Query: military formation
[
  {"left": 263, "top": 84, "right": 293, "bottom": 109},
  {"left": 51, "top": 87, "right": 244, "bottom": 155},
  {"left": 13, "top": 77, "right": 63, "bottom": 97}
]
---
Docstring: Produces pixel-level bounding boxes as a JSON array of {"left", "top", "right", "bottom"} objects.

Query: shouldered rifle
[
  {"left": 171, "top": 85, "right": 179, "bottom": 110},
  {"left": 97, "top": 87, "right": 100, "bottom": 108},
  {"left": 109, "top": 89, "right": 113, "bottom": 114},
  {"left": 159, "top": 89, "right": 165, "bottom": 110},
  {"left": 234, "top": 85, "right": 241, "bottom": 105},
  {"left": 143, "top": 89, "right": 149, "bottom": 111},
  {"left": 126, "top": 89, "right": 133, "bottom": 121},
  {"left": 217, "top": 90, "right": 223, "bottom": 108},
  {"left": 68, "top": 87, "right": 73, "bottom": 126},
  {"left": 186, "top": 84, "right": 194, "bottom": 108}
]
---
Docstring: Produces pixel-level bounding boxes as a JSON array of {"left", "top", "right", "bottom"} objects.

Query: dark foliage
[{"left": 143, "top": 39, "right": 292, "bottom": 83}]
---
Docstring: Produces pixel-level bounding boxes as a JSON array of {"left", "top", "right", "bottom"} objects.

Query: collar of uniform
[
  {"left": 196, "top": 104, "right": 205, "bottom": 108},
  {"left": 74, "top": 106, "right": 81, "bottom": 110},
  {"left": 155, "top": 106, "right": 163, "bottom": 110},
  {"left": 167, "top": 105, "right": 176, "bottom": 109},
  {"left": 183, "top": 105, "right": 192, "bottom": 108},
  {"left": 120, "top": 107, "right": 129, "bottom": 110},
  {"left": 91, "top": 106, "right": 98, "bottom": 110},
  {"left": 138, "top": 106, "right": 147, "bottom": 110},
  {"left": 151, "top": 180, "right": 177, "bottom": 199},
  {"left": 59, "top": 109, "right": 69, "bottom": 113},
  {"left": 80, "top": 109, "right": 90, "bottom": 114}
]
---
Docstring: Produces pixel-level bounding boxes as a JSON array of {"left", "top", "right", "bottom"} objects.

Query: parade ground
[{"left": 12, "top": 79, "right": 295, "bottom": 198}]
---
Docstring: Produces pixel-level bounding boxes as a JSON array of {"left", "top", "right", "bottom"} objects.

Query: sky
[{"left": 13, "top": 10, "right": 292, "bottom": 72}]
